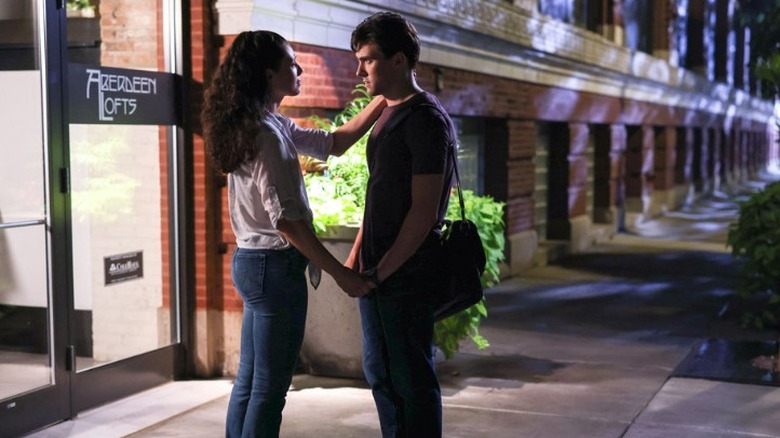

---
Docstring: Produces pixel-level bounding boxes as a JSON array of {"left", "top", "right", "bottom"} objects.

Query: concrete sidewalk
[{"left": 31, "top": 176, "right": 780, "bottom": 438}]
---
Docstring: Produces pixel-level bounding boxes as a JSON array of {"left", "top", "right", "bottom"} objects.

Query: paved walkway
[{"left": 31, "top": 173, "right": 780, "bottom": 438}]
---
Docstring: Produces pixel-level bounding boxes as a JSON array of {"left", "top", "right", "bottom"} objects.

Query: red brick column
[
  {"left": 610, "top": 125, "right": 627, "bottom": 228},
  {"left": 624, "top": 126, "right": 643, "bottom": 217},
  {"left": 567, "top": 123, "right": 593, "bottom": 251},
  {"left": 674, "top": 127, "right": 696, "bottom": 204},
  {"left": 686, "top": 0, "right": 706, "bottom": 74},
  {"left": 747, "top": 131, "right": 756, "bottom": 177},
  {"left": 714, "top": 0, "right": 729, "bottom": 82},
  {"left": 505, "top": 119, "right": 535, "bottom": 272},
  {"left": 721, "top": 126, "right": 732, "bottom": 185},
  {"left": 742, "top": 128, "right": 752, "bottom": 180},
  {"left": 654, "top": 127, "right": 676, "bottom": 193},
  {"left": 626, "top": 125, "right": 661, "bottom": 219},
  {"left": 684, "top": 128, "right": 695, "bottom": 188},
  {"left": 698, "top": 128, "right": 711, "bottom": 194},
  {"left": 568, "top": 123, "right": 589, "bottom": 220},
  {"left": 711, "top": 128, "right": 723, "bottom": 190},
  {"left": 749, "top": 131, "right": 759, "bottom": 177},
  {"left": 506, "top": 120, "right": 535, "bottom": 235},
  {"left": 731, "top": 126, "right": 741, "bottom": 183},
  {"left": 652, "top": 0, "right": 674, "bottom": 61},
  {"left": 641, "top": 125, "right": 656, "bottom": 196},
  {"left": 734, "top": 25, "right": 746, "bottom": 89}
]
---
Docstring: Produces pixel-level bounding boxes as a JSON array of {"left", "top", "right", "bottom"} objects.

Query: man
[{"left": 345, "top": 12, "right": 456, "bottom": 437}]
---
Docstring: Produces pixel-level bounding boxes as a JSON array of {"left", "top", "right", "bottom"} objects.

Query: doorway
[{"left": 0, "top": 0, "right": 186, "bottom": 435}]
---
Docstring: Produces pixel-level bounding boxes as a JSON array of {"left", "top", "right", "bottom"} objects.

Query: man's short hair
[{"left": 351, "top": 12, "right": 420, "bottom": 69}]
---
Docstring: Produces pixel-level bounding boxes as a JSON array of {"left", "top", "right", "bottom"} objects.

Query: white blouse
[{"left": 228, "top": 112, "right": 332, "bottom": 249}]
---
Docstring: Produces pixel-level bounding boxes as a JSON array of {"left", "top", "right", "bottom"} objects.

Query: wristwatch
[{"left": 363, "top": 267, "right": 381, "bottom": 286}]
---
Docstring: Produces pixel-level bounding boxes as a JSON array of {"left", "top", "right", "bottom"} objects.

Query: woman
[{"left": 201, "top": 30, "right": 385, "bottom": 437}]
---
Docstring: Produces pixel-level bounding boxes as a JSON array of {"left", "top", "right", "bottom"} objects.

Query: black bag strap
[
  {"left": 375, "top": 103, "right": 417, "bottom": 144},
  {"left": 447, "top": 138, "right": 466, "bottom": 222}
]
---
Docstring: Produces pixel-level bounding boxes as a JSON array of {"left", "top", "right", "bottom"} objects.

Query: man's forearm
[
  {"left": 371, "top": 174, "right": 443, "bottom": 281},
  {"left": 372, "top": 209, "right": 436, "bottom": 282}
]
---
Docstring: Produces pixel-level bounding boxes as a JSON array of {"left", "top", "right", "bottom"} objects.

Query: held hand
[
  {"left": 361, "top": 274, "right": 379, "bottom": 290},
  {"left": 334, "top": 267, "right": 372, "bottom": 298}
]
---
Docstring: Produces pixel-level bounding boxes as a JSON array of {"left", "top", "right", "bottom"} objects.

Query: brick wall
[
  {"left": 506, "top": 119, "right": 535, "bottom": 234},
  {"left": 610, "top": 124, "right": 627, "bottom": 208},
  {"left": 568, "top": 123, "right": 590, "bottom": 218},
  {"left": 641, "top": 125, "right": 656, "bottom": 191},
  {"left": 654, "top": 127, "right": 677, "bottom": 191},
  {"left": 99, "top": 0, "right": 158, "bottom": 68},
  {"left": 652, "top": 0, "right": 673, "bottom": 59}
]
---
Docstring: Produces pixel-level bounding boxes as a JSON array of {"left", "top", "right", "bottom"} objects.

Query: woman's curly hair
[{"left": 202, "top": 30, "right": 288, "bottom": 173}]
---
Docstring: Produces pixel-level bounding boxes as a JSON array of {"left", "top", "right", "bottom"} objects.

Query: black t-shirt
[{"left": 360, "top": 92, "right": 456, "bottom": 275}]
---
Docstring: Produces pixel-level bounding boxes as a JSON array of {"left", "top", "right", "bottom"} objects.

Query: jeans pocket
[{"left": 232, "top": 250, "right": 267, "bottom": 305}]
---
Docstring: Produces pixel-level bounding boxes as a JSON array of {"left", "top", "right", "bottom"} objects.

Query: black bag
[
  {"left": 433, "top": 144, "right": 486, "bottom": 321},
  {"left": 374, "top": 100, "right": 486, "bottom": 321}
]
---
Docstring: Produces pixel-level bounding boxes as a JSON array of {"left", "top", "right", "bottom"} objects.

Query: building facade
[
  {"left": 0, "top": 0, "right": 776, "bottom": 435},
  {"left": 197, "top": 0, "right": 777, "bottom": 375}
]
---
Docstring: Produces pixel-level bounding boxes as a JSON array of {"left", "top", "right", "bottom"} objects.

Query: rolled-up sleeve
[
  {"left": 284, "top": 115, "right": 333, "bottom": 160},
  {"left": 253, "top": 129, "right": 309, "bottom": 228}
]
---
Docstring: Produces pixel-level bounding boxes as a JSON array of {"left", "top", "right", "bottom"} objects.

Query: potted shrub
[
  {"left": 727, "top": 180, "right": 780, "bottom": 370},
  {"left": 724, "top": 0, "right": 780, "bottom": 373},
  {"left": 728, "top": 180, "right": 780, "bottom": 327}
]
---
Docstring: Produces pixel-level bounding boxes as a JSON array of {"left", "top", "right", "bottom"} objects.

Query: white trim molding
[
  {"left": 214, "top": 0, "right": 253, "bottom": 35},
  {"left": 213, "top": 0, "right": 774, "bottom": 124}
]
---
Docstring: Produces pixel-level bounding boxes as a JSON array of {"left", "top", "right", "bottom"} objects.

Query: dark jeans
[
  {"left": 359, "top": 279, "right": 442, "bottom": 438},
  {"left": 225, "top": 247, "right": 309, "bottom": 438}
]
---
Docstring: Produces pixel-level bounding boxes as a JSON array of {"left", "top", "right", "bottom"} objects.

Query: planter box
[{"left": 298, "top": 226, "right": 365, "bottom": 379}]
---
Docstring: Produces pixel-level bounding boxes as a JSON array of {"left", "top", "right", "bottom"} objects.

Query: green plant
[
  {"left": 67, "top": 0, "right": 93, "bottom": 10},
  {"left": 738, "top": 1, "right": 780, "bottom": 98},
  {"left": 756, "top": 54, "right": 780, "bottom": 96},
  {"left": 304, "top": 86, "right": 507, "bottom": 358},
  {"left": 304, "top": 86, "right": 372, "bottom": 233},
  {"left": 727, "top": 181, "right": 780, "bottom": 329}
]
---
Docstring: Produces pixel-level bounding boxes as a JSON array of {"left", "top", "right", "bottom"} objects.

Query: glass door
[
  {"left": 64, "top": 0, "right": 183, "bottom": 412},
  {"left": 0, "top": 0, "right": 71, "bottom": 435},
  {"left": 0, "top": 0, "right": 185, "bottom": 434}
]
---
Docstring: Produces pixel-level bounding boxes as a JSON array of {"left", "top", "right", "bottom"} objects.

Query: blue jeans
[
  {"left": 225, "top": 247, "right": 309, "bottom": 438},
  {"left": 359, "top": 281, "right": 442, "bottom": 438}
]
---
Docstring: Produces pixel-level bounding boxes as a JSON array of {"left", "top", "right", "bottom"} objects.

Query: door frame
[
  {"left": 62, "top": 0, "right": 190, "bottom": 417},
  {"left": 0, "top": 0, "right": 191, "bottom": 435},
  {"left": 0, "top": 1, "right": 72, "bottom": 434}
]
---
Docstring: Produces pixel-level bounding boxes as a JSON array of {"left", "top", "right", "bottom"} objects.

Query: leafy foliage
[
  {"left": 738, "top": 1, "right": 780, "bottom": 98},
  {"left": 67, "top": 0, "right": 94, "bottom": 11},
  {"left": 727, "top": 181, "right": 780, "bottom": 329},
  {"left": 304, "top": 86, "right": 372, "bottom": 233},
  {"left": 756, "top": 54, "right": 780, "bottom": 97},
  {"left": 303, "top": 86, "right": 507, "bottom": 358}
]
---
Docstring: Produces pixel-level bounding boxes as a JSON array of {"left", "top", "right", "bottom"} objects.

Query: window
[
  {"left": 539, "top": 0, "right": 597, "bottom": 30},
  {"left": 452, "top": 117, "right": 485, "bottom": 195}
]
